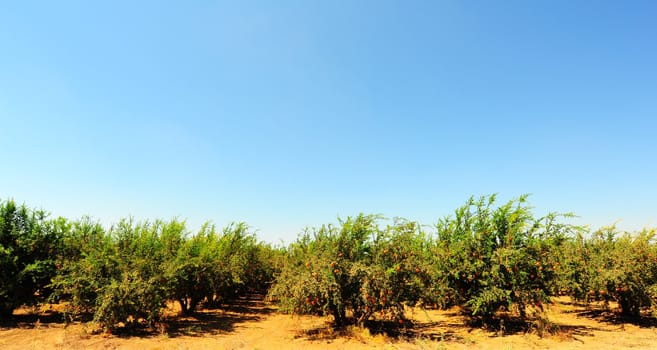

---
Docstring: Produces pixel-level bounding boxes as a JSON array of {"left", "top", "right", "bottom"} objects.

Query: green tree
[
  {"left": 269, "top": 214, "right": 435, "bottom": 327},
  {"left": 431, "top": 195, "right": 576, "bottom": 325},
  {"left": 51, "top": 219, "right": 173, "bottom": 331},
  {"left": 0, "top": 199, "right": 64, "bottom": 316},
  {"left": 562, "top": 226, "right": 657, "bottom": 317}
]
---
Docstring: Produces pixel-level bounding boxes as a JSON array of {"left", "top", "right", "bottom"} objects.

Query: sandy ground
[{"left": 1, "top": 296, "right": 656, "bottom": 350}]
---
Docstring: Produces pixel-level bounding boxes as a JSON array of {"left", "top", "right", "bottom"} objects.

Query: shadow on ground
[
  {"left": 555, "top": 298, "right": 657, "bottom": 328},
  {"left": 164, "top": 294, "right": 275, "bottom": 338},
  {"left": 574, "top": 308, "right": 657, "bottom": 329},
  {"left": 0, "top": 308, "right": 65, "bottom": 330},
  {"left": 293, "top": 302, "right": 622, "bottom": 344},
  {"left": 0, "top": 294, "right": 276, "bottom": 339},
  {"left": 294, "top": 317, "right": 470, "bottom": 343}
]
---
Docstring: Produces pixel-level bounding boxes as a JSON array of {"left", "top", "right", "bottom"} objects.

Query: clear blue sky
[{"left": 1, "top": 1, "right": 655, "bottom": 243}]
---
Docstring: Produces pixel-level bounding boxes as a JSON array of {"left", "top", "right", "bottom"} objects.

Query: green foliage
[
  {"left": 49, "top": 216, "right": 278, "bottom": 331},
  {"left": 49, "top": 221, "right": 117, "bottom": 315},
  {"left": 6, "top": 194, "right": 657, "bottom": 335},
  {"left": 269, "top": 199, "right": 583, "bottom": 329},
  {"left": 430, "top": 195, "right": 576, "bottom": 324},
  {"left": 0, "top": 199, "right": 64, "bottom": 316},
  {"left": 559, "top": 226, "right": 657, "bottom": 317},
  {"left": 51, "top": 219, "right": 170, "bottom": 330},
  {"left": 163, "top": 221, "right": 277, "bottom": 314},
  {"left": 210, "top": 222, "right": 261, "bottom": 303},
  {"left": 164, "top": 222, "right": 214, "bottom": 314},
  {"left": 269, "top": 215, "right": 436, "bottom": 326},
  {"left": 94, "top": 270, "right": 167, "bottom": 329}
]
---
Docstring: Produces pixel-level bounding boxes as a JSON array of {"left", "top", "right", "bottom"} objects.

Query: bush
[
  {"left": 49, "top": 220, "right": 118, "bottom": 316},
  {"left": 51, "top": 216, "right": 278, "bottom": 328},
  {"left": 0, "top": 199, "right": 64, "bottom": 316},
  {"left": 208, "top": 222, "right": 262, "bottom": 304},
  {"left": 11, "top": 193, "right": 657, "bottom": 335},
  {"left": 562, "top": 226, "right": 657, "bottom": 317},
  {"left": 94, "top": 270, "right": 167, "bottom": 330},
  {"left": 430, "top": 195, "right": 575, "bottom": 325},
  {"left": 164, "top": 222, "right": 214, "bottom": 315},
  {"left": 356, "top": 219, "right": 437, "bottom": 324},
  {"left": 163, "top": 221, "right": 275, "bottom": 314},
  {"left": 269, "top": 214, "right": 435, "bottom": 326},
  {"left": 51, "top": 219, "right": 172, "bottom": 331}
]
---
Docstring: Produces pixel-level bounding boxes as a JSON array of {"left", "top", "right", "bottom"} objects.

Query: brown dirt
[{"left": 1, "top": 297, "right": 656, "bottom": 350}]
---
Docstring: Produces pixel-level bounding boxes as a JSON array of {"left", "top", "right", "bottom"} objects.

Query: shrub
[
  {"left": 209, "top": 222, "right": 261, "bottom": 304},
  {"left": 164, "top": 221, "right": 272, "bottom": 313},
  {"left": 49, "top": 220, "right": 118, "bottom": 316},
  {"left": 269, "top": 214, "right": 435, "bottom": 327},
  {"left": 164, "top": 223, "right": 213, "bottom": 315},
  {"left": 563, "top": 226, "right": 657, "bottom": 317},
  {"left": 94, "top": 270, "right": 167, "bottom": 330},
  {"left": 356, "top": 219, "right": 437, "bottom": 324},
  {"left": 430, "top": 195, "right": 575, "bottom": 325},
  {"left": 52, "top": 216, "right": 276, "bottom": 327},
  {"left": 51, "top": 219, "right": 173, "bottom": 331},
  {"left": 0, "top": 199, "right": 64, "bottom": 316}
]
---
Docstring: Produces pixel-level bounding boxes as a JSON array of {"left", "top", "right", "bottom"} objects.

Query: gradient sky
[{"left": 1, "top": 1, "right": 656, "bottom": 243}]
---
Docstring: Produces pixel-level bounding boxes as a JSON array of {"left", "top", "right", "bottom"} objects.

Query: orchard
[{"left": 1, "top": 195, "right": 656, "bottom": 334}]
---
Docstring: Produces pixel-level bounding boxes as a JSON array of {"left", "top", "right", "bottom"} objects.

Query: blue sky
[{"left": 1, "top": 1, "right": 656, "bottom": 243}]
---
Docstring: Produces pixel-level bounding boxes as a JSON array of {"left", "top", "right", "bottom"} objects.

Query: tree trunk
[
  {"left": 332, "top": 306, "right": 346, "bottom": 327},
  {"left": 178, "top": 298, "right": 189, "bottom": 315},
  {"left": 618, "top": 295, "right": 640, "bottom": 318}
]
